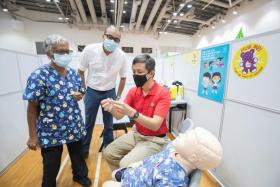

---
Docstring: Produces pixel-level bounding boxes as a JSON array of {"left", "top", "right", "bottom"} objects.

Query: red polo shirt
[{"left": 124, "top": 81, "right": 171, "bottom": 136}]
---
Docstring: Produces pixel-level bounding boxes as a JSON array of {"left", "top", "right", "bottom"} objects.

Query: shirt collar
[{"left": 135, "top": 80, "right": 158, "bottom": 96}]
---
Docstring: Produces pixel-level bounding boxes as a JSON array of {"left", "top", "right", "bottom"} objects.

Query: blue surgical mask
[
  {"left": 103, "top": 39, "right": 118, "bottom": 52},
  {"left": 53, "top": 53, "right": 72, "bottom": 67}
]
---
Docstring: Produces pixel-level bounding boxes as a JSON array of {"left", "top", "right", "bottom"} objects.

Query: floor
[{"left": 0, "top": 125, "right": 220, "bottom": 187}]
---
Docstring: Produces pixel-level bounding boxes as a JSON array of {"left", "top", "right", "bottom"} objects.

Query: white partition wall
[
  {"left": 163, "top": 30, "right": 280, "bottom": 187},
  {"left": 0, "top": 49, "right": 40, "bottom": 172},
  {"left": 218, "top": 100, "right": 280, "bottom": 187}
]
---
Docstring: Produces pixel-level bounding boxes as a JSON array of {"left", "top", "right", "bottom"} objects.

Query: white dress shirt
[{"left": 78, "top": 43, "right": 127, "bottom": 91}]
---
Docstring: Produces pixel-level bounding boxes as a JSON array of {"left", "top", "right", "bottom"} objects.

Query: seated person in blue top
[
  {"left": 23, "top": 34, "right": 91, "bottom": 187},
  {"left": 102, "top": 127, "right": 223, "bottom": 187}
]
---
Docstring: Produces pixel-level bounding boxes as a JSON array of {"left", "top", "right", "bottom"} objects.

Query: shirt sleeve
[
  {"left": 78, "top": 46, "right": 89, "bottom": 71},
  {"left": 155, "top": 165, "right": 189, "bottom": 187},
  {"left": 23, "top": 69, "right": 46, "bottom": 101},
  {"left": 119, "top": 53, "right": 128, "bottom": 78},
  {"left": 153, "top": 88, "right": 171, "bottom": 118}
]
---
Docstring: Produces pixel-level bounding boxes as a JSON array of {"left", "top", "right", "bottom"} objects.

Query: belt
[
  {"left": 140, "top": 133, "right": 166, "bottom": 138},
  {"left": 156, "top": 134, "right": 166, "bottom": 138}
]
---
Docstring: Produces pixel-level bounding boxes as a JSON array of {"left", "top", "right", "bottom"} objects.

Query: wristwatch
[
  {"left": 79, "top": 87, "right": 86, "bottom": 94},
  {"left": 129, "top": 111, "right": 139, "bottom": 121}
]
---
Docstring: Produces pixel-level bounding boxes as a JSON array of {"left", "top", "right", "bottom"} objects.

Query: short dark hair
[
  {"left": 203, "top": 72, "right": 211, "bottom": 79},
  {"left": 132, "top": 54, "right": 155, "bottom": 72}
]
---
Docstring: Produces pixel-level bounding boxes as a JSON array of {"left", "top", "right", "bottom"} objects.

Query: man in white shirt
[{"left": 78, "top": 26, "right": 127, "bottom": 158}]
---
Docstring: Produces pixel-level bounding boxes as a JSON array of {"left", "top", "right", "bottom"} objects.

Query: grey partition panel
[
  {"left": 17, "top": 54, "right": 40, "bottom": 89},
  {"left": 0, "top": 93, "right": 28, "bottom": 172},
  {"left": 227, "top": 32, "right": 280, "bottom": 111},
  {"left": 217, "top": 101, "right": 280, "bottom": 187},
  {"left": 0, "top": 50, "right": 21, "bottom": 95},
  {"left": 173, "top": 54, "right": 200, "bottom": 91},
  {"left": 184, "top": 90, "right": 223, "bottom": 137}
]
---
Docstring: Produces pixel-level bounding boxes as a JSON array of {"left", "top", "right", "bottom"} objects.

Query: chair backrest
[
  {"left": 188, "top": 169, "right": 201, "bottom": 187},
  {"left": 178, "top": 118, "right": 194, "bottom": 134}
]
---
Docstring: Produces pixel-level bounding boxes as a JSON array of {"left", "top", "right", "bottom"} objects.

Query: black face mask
[{"left": 133, "top": 74, "right": 148, "bottom": 87}]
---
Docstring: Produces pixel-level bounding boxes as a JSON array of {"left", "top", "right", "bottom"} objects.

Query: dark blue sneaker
[{"left": 112, "top": 168, "right": 127, "bottom": 182}]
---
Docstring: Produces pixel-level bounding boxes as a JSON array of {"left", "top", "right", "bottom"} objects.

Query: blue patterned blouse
[
  {"left": 121, "top": 144, "right": 189, "bottom": 187},
  {"left": 23, "top": 64, "right": 86, "bottom": 148}
]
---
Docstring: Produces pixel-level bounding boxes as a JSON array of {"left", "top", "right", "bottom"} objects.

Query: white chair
[{"left": 178, "top": 117, "right": 194, "bottom": 133}]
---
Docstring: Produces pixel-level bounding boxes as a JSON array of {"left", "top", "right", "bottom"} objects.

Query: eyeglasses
[
  {"left": 54, "top": 49, "right": 73, "bottom": 55},
  {"left": 104, "top": 34, "right": 120, "bottom": 43}
]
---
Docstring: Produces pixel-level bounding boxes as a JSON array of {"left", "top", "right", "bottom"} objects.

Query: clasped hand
[{"left": 101, "top": 98, "right": 136, "bottom": 116}]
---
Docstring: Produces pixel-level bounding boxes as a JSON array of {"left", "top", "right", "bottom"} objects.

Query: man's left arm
[
  {"left": 116, "top": 77, "right": 126, "bottom": 100},
  {"left": 116, "top": 55, "right": 128, "bottom": 100}
]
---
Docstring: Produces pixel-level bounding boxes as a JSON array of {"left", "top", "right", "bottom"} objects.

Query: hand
[
  {"left": 27, "top": 136, "right": 40, "bottom": 151},
  {"left": 110, "top": 100, "right": 136, "bottom": 117},
  {"left": 101, "top": 98, "right": 114, "bottom": 112},
  {"left": 72, "top": 92, "right": 84, "bottom": 101}
]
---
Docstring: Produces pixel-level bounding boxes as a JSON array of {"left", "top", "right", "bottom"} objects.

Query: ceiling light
[
  {"left": 46, "top": 0, "right": 51, "bottom": 2},
  {"left": 173, "top": 20, "right": 178, "bottom": 23},
  {"left": 120, "top": 25, "right": 124, "bottom": 28},
  {"left": 110, "top": 0, "right": 114, "bottom": 3},
  {"left": 65, "top": 17, "right": 69, "bottom": 20},
  {"left": 179, "top": 3, "right": 185, "bottom": 7},
  {"left": 159, "top": 31, "right": 163, "bottom": 34},
  {"left": 110, "top": 9, "right": 114, "bottom": 12},
  {"left": 125, "top": 1, "right": 128, "bottom": 4},
  {"left": 164, "top": 32, "right": 168, "bottom": 34},
  {"left": 167, "top": 19, "right": 171, "bottom": 23},
  {"left": 2, "top": 8, "right": 8, "bottom": 12},
  {"left": 222, "top": 19, "right": 226, "bottom": 23},
  {"left": 58, "top": 17, "right": 63, "bottom": 20},
  {"left": 232, "top": 10, "right": 238, "bottom": 15},
  {"left": 123, "top": 10, "right": 126, "bottom": 14},
  {"left": 187, "top": 4, "right": 192, "bottom": 8},
  {"left": 173, "top": 12, "right": 177, "bottom": 16},
  {"left": 180, "top": 13, "right": 184, "bottom": 16},
  {"left": 211, "top": 25, "right": 216, "bottom": 29}
]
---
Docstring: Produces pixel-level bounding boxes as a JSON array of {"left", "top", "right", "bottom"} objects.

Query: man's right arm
[
  {"left": 78, "top": 69, "right": 86, "bottom": 88},
  {"left": 27, "top": 101, "right": 40, "bottom": 150}
]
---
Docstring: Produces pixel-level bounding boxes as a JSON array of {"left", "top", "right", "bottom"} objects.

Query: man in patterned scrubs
[{"left": 23, "top": 35, "right": 91, "bottom": 187}]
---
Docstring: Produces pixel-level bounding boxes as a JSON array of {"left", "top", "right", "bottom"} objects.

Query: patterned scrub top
[
  {"left": 23, "top": 64, "right": 86, "bottom": 148},
  {"left": 121, "top": 144, "right": 189, "bottom": 187}
]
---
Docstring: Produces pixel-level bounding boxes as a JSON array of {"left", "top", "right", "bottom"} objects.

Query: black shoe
[{"left": 73, "top": 177, "right": 91, "bottom": 187}]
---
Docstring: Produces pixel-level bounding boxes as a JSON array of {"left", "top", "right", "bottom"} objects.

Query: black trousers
[{"left": 41, "top": 140, "right": 88, "bottom": 187}]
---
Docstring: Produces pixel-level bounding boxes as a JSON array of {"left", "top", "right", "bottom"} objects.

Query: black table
[{"left": 168, "top": 100, "right": 188, "bottom": 133}]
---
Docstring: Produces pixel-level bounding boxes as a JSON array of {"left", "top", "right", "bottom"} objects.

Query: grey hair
[{"left": 43, "top": 34, "right": 68, "bottom": 55}]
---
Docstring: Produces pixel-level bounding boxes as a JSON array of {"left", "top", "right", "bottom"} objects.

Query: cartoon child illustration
[
  {"left": 203, "top": 61, "right": 208, "bottom": 71},
  {"left": 202, "top": 72, "right": 212, "bottom": 95},
  {"left": 216, "top": 57, "right": 224, "bottom": 68},
  {"left": 240, "top": 49, "right": 258, "bottom": 74},
  {"left": 212, "top": 72, "right": 221, "bottom": 94},
  {"left": 209, "top": 61, "right": 215, "bottom": 71}
]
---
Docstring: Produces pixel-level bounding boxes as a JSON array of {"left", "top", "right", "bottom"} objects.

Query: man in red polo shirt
[{"left": 101, "top": 54, "right": 171, "bottom": 171}]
